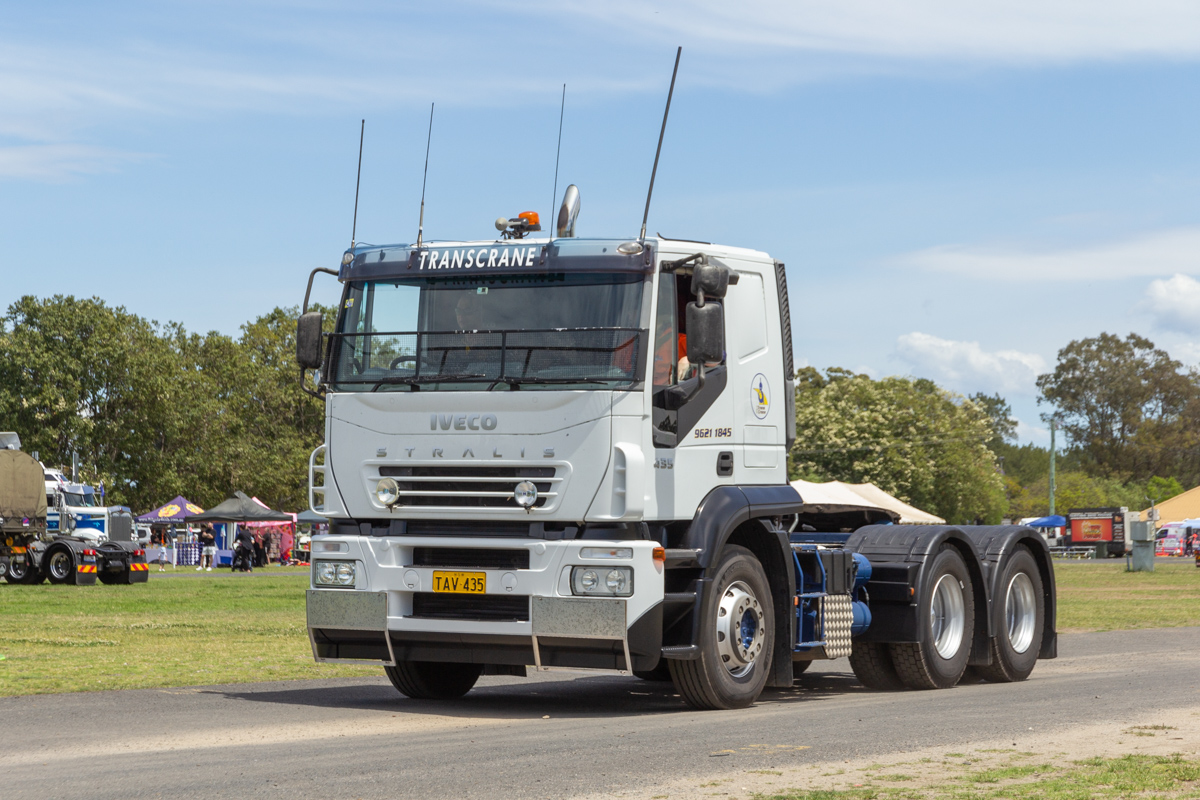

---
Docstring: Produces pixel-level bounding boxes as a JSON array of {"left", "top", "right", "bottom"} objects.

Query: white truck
[{"left": 294, "top": 191, "right": 1058, "bottom": 709}]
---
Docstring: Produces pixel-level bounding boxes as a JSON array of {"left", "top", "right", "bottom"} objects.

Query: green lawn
[
  {"left": 0, "top": 569, "right": 376, "bottom": 696},
  {"left": 1053, "top": 561, "right": 1200, "bottom": 632},
  {"left": 0, "top": 560, "right": 1196, "bottom": 697}
]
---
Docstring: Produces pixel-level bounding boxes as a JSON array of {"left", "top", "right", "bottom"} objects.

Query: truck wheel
[
  {"left": 849, "top": 641, "right": 905, "bottom": 690},
  {"left": 45, "top": 547, "right": 77, "bottom": 585},
  {"left": 889, "top": 546, "right": 974, "bottom": 690},
  {"left": 668, "top": 545, "right": 773, "bottom": 710},
  {"left": 975, "top": 548, "right": 1044, "bottom": 683},
  {"left": 384, "top": 661, "right": 482, "bottom": 700},
  {"left": 9, "top": 554, "right": 44, "bottom": 585},
  {"left": 633, "top": 661, "right": 673, "bottom": 682}
]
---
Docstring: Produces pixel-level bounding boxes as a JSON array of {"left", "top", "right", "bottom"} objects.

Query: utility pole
[{"left": 1048, "top": 418, "right": 1056, "bottom": 517}]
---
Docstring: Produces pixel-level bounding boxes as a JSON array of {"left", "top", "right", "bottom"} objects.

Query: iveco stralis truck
[{"left": 296, "top": 192, "right": 1057, "bottom": 709}]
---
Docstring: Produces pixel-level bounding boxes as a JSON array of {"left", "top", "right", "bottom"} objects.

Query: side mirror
[
  {"left": 686, "top": 301, "right": 724, "bottom": 364},
  {"left": 692, "top": 262, "right": 730, "bottom": 299},
  {"left": 296, "top": 312, "right": 324, "bottom": 369}
]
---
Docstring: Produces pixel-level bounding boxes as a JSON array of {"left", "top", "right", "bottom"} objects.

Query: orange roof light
[{"left": 518, "top": 211, "right": 539, "bottom": 226}]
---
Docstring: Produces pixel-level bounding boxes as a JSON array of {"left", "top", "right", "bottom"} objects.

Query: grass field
[
  {"left": 1054, "top": 561, "right": 1200, "bottom": 632},
  {"left": 0, "top": 561, "right": 1197, "bottom": 697},
  {"left": 0, "top": 569, "right": 376, "bottom": 696}
]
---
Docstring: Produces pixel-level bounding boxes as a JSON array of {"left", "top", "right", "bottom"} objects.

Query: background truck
[
  {"left": 1, "top": 433, "right": 148, "bottom": 586},
  {"left": 293, "top": 189, "right": 1057, "bottom": 710}
]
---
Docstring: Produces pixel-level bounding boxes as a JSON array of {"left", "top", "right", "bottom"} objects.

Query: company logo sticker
[{"left": 751, "top": 373, "right": 770, "bottom": 419}]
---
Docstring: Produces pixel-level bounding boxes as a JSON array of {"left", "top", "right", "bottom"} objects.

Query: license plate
[{"left": 432, "top": 571, "right": 486, "bottom": 594}]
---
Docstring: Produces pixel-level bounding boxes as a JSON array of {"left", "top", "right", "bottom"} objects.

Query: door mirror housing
[
  {"left": 685, "top": 301, "right": 724, "bottom": 364},
  {"left": 296, "top": 312, "right": 324, "bottom": 369}
]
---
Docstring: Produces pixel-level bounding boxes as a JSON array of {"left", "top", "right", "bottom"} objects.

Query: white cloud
[
  {"left": 1142, "top": 274, "right": 1200, "bottom": 334},
  {"left": 548, "top": 0, "right": 1200, "bottom": 63},
  {"left": 0, "top": 144, "right": 148, "bottom": 181},
  {"left": 1015, "top": 418, "right": 1049, "bottom": 445},
  {"left": 897, "top": 227, "right": 1200, "bottom": 282},
  {"left": 895, "top": 332, "right": 1046, "bottom": 395}
]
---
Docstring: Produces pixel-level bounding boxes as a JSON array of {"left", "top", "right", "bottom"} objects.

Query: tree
[
  {"left": 970, "top": 392, "right": 1017, "bottom": 449},
  {"left": 0, "top": 296, "right": 336, "bottom": 512},
  {"left": 790, "top": 369, "right": 1007, "bottom": 524},
  {"left": 1036, "top": 333, "right": 1196, "bottom": 480}
]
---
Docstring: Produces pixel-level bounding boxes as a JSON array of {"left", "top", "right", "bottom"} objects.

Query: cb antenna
[
  {"left": 350, "top": 119, "right": 364, "bottom": 248},
  {"left": 639, "top": 46, "right": 682, "bottom": 242},
  {"left": 416, "top": 103, "right": 434, "bottom": 248},
  {"left": 551, "top": 84, "right": 566, "bottom": 228}
]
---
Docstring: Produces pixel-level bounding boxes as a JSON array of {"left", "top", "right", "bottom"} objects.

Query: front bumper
[{"left": 306, "top": 536, "right": 665, "bottom": 672}]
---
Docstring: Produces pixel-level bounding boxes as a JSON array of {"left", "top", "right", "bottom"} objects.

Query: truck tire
[
  {"left": 45, "top": 546, "right": 77, "bottom": 585},
  {"left": 889, "top": 546, "right": 974, "bottom": 690},
  {"left": 668, "top": 545, "right": 773, "bottom": 710},
  {"left": 384, "top": 661, "right": 482, "bottom": 700},
  {"left": 975, "top": 548, "right": 1044, "bottom": 683},
  {"left": 8, "top": 554, "right": 44, "bottom": 585},
  {"left": 849, "top": 641, "right": 905, "bottom": 690}
]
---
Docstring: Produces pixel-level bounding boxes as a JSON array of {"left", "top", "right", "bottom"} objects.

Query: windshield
[
  {"left": 62, "top": 492, "right": 92, "bottom": 507},
  {"left": 329, "top": 272, "right": 646, "bottom": 392}
]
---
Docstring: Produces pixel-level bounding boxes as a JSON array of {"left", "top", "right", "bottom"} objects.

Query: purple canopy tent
[{"left": 136, "top": 496, "right": 205, "bottom": 525}]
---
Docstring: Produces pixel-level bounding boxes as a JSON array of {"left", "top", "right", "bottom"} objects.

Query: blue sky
[{"left": 4, "top": 1, "right": 1200, "bottom": 444}]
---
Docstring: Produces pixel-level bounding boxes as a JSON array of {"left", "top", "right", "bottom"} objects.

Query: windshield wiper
[
  {"left": 487, "top": 377, "right": 614, "bottom": 390},
  {"left": 370, "top": 374, "right": 488, "bottom": 392}
]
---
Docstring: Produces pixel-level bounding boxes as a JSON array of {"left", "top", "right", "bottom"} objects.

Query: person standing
[{"left": 197, "top": 524, "right": 216, "bottom": 571}]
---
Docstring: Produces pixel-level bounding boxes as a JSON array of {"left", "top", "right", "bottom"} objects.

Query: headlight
[
  {"left": 315, "top": 559, "right": 356, "bottom": 588},
  {"left": 375, "top": 477, "right": 400, "bottom": 506},
  {"left": 571, "top": 566, "right": 633, "bottom": 597}
]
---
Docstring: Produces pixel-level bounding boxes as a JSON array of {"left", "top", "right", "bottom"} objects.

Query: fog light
[
  {"left": 571, "top": 566, "right": 633, "bottom": 597},
  {"left": 375, "top": 477, "right": 400, "bottom": 506},
  {"left": 514, "top": 480, "right": 538, "bottom": 508}
]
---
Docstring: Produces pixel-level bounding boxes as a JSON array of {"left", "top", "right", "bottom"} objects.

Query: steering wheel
[
  {"left": 351, "top": 357, "right": 363, "bottom": 374},
  {"left": 390, "top": 356, "right": 417, "bottom": 370}
]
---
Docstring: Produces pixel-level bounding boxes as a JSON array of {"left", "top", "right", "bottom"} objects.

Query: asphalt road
[{"left": 4, "top": 627, "right": 1198, "bottom": 799}]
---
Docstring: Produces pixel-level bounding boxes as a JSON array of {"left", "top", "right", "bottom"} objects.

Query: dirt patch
[{"left": 575, "top": 705, "right": 1200, "bottom": 800}]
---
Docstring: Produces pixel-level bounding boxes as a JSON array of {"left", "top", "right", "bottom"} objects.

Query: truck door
[{"left": 649, "top": 269, "right": 734, "bottom": 518}]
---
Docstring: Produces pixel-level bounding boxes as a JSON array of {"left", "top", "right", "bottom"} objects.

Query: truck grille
[
  {"left": 378, "top": 466, "right": 558, "bottom": 509},
  {"left": 411, "top": 593, "right": 530, "bottom": 622},
  {"left": 412, "top": 547, "right": 530, "bottom": 570}
]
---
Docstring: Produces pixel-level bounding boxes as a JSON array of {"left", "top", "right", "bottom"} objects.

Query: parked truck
[
  {"left": 1, "top": 433, "right": 148, "bottom": 586},
  {"left": 293, "top": 190, "right": 1057, "bottom": 709}
]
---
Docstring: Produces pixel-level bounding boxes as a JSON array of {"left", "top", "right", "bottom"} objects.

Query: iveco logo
[{"left": 430, "top": 413, "right": 498, "bottom": 431}]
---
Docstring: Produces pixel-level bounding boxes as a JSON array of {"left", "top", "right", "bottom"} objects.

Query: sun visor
[{"left": 340, "top": 240, "right": 655, "bottom": 281}]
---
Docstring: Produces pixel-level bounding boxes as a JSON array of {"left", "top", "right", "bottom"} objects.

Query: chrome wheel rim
[
  {"left": 930, "top": 573, "right": 966, "bottom": 659},
  {"left": 1005, "top": 572, "right": 1037, "bottom": 654},
  {"left": 715, "top": 580, "right": 765, "bottom": 678},
  {"left": 8, "top": 558, "right": 29, "bottom": 580},
  {"left": 49, "top": 551, "right": 71, "bottom": 580}
]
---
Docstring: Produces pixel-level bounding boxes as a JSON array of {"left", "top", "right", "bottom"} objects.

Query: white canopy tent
[{"left": 790, "top": 479, "right": 945, "bottom": 525}]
